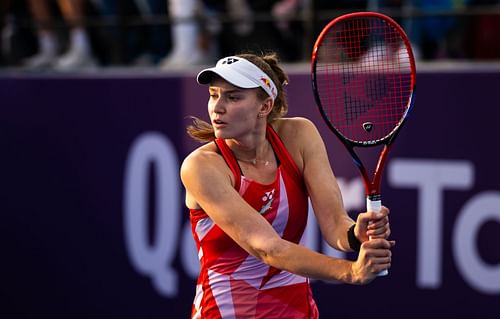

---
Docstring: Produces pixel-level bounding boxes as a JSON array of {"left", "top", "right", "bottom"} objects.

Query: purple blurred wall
[{"left": 1, "top": 69, "right": 498, "bottom": 318}]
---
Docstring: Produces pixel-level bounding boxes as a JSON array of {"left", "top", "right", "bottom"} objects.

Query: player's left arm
[
  {"left": 280, "top": 118, "right": 390, "bottom": 252},
  {"left": 279, "top": 117, "right": 355, "bottom": 251}
]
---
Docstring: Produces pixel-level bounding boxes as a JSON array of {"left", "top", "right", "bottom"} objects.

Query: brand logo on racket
[{"left": 363, "top": 122, "right": 374, "bottom": 132}]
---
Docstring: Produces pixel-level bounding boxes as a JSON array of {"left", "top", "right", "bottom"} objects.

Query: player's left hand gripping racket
[{"left": 311, "top": 12, "right": 416, "bottom": 276}]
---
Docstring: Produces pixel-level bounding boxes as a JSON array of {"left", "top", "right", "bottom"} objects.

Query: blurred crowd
[{"left": 1, "top": 0, "right": 499, "bottom": 71}]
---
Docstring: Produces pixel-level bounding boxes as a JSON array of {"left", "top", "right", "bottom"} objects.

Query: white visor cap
[{"left": 197, "top": 56, "right": 278, "bottom": 101}]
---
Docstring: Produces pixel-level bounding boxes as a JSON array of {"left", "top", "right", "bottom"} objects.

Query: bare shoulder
[
  {"left": 181, "top": 143, "right": 236, "bottom": 209},
  {"left": 181, "top": 143, "right": 217, "bottom": 170},
  {"left": 180, "top": 143, "right": 232, "bottom": 187},
  {"left": 273, "top": 117, "right": 322, "bottom": 147},
  {"left": 274, "top": 116, "right": 316, "bottom": 130},
  {"left": 272, "top": 117, "right": 323, "bottom": 172}
]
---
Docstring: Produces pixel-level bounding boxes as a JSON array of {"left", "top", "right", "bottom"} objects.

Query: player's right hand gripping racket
[{"left": 311, "top": 12, "right": 416, "bottom": 276}]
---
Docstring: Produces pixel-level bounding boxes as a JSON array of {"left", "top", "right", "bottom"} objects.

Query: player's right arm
[{"left": 180, "top": 146, "right": 385, "bottom": 284}]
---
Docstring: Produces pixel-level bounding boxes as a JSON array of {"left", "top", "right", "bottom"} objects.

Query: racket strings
[{"left": 315, "top": 16, "right": 413, "bottom": 144}]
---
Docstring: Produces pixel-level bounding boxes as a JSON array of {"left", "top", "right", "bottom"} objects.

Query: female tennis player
[{"left": 180, "top": 51, "right": 395, "bottom": 318}]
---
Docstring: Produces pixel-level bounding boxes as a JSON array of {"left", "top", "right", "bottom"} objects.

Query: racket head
[{"left": 312, "top": 12, "right": 416, "bottom": 147}]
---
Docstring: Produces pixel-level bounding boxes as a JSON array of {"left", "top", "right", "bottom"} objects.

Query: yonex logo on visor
[
  {"left": 221, "top": 57, "right": 239, "bottom": 65},
  {"left": 197, "top": 56, "right": 278, "bottom": 101}
]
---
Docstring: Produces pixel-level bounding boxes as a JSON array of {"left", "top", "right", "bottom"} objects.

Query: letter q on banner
[{"left": 123, "top": 132, "right": 180, "bottom": 297}]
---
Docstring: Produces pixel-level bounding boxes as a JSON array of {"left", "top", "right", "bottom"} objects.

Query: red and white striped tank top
[{"left": 189, "top": 124, "right": 319, "bottom": 319}]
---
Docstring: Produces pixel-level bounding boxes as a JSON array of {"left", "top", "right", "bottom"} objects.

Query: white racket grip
[
  {"left": 366, "top": 197, "right": 381, "bottom": 213},
  {"left": 366, "top": 197, "right": 389, "bottom": 276}
]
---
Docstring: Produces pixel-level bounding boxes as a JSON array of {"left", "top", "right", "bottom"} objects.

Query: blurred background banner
[{"left": 1, "top": 67, "right": 499, "bottom": 318}]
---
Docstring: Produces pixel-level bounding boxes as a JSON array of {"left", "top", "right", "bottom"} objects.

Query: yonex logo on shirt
[{"left": 259, "top": 189, "right": 275, "bottom": 214}]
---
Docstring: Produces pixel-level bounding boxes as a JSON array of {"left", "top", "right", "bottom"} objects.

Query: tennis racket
[{"left": 311, "top": 12, "right": 416, "bottom": 276}]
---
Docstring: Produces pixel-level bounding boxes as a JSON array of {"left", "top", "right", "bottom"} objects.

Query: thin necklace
[
  {"left": 233, "top": 140, "right": 272, "bottom": 166},
  {"left": 236, "top": 157, "right": 270, "bottom": 166}
]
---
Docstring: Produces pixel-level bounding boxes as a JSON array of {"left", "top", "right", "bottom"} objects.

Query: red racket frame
[{"left": 311, "top": 11, "right": 416, "bottom": 198}]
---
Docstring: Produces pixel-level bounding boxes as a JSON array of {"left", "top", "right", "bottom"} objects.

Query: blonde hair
[{"left": 187, "top": 51, "right": 289, "bottom": 143}]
